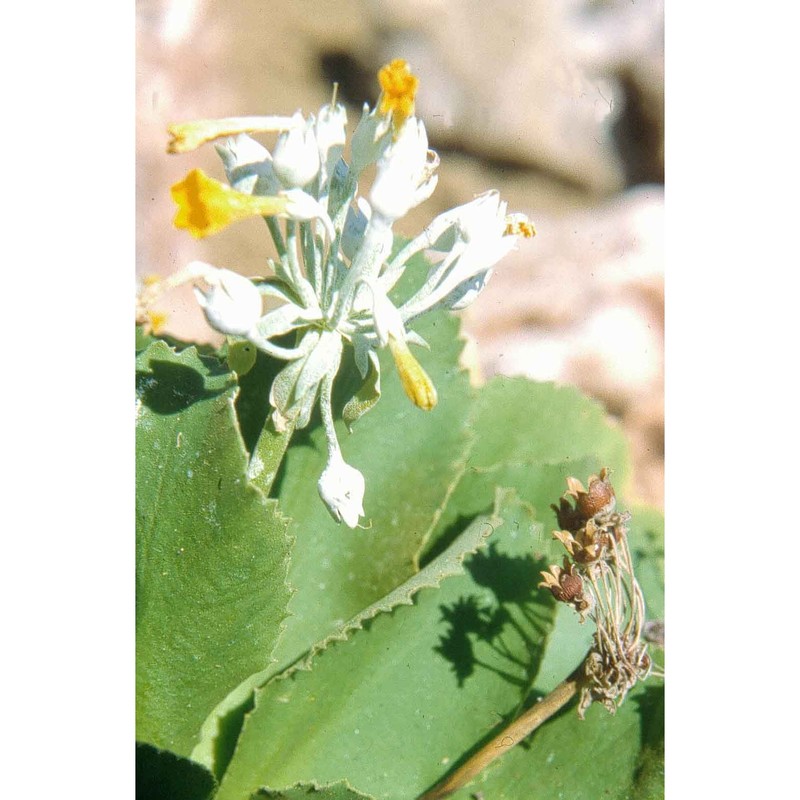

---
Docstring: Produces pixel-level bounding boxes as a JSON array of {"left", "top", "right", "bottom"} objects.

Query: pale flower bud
[
  {"left": 317, "top": 452, "right": 366, "bottom": 528},
  {"left": 273, "top": 112, "right": 320, "bottom": 188},
  {"left": 193, "top": 267, "right": 263, "bottom": 336},
  {"left": 369, "top": 117, "right": 437, "bottom": 222}
]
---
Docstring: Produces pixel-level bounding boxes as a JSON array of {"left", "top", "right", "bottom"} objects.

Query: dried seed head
[
  {"left": 539, "top": 559, "right": 592, "bottom": 618},
  {"left": 550, "top": 469, "right": 628, "bottom": 564},
  {"left": 553, "top": 468, "right": 615, "bottom": 533},
  {"left": 575, "top": 469, "right": 616, "bottom": 519},
  {"left": 546, "top": 468, "right": 657, "bottom": 718}
]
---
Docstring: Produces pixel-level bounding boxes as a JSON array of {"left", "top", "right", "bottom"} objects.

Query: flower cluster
[
  {"left": 540, "top": 469, "right": 654, "bottom": 716},
  {"left": 140, "top": 59, "right": 534, "bottom": 528}
]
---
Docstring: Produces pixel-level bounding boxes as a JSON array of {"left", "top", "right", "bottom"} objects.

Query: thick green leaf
[
  {"left": 136, "top": 342, "right": 292, "bottom": 757},
  {"left": 419, "top": 377, "right": 630, "bottom": 564},
  {"left": 268, "top": 306, "right": 474, "bottom": 673},
  {"left": 467, "top": 377, "right": 630, "bottom": 476},
  {"left": 191, "top": 478, "right": 496, "bottom": 781},
  {"left": 136, "top": 742, "right": 217, "bottom": 800},
  {"left": 281, "top": 494, "right": 500, "bottom": 677},
  {"left": 216, "top": 495, "right": 559, "bottom": 800}
]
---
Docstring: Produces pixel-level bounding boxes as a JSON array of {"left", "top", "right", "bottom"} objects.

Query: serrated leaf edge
[
  {"left": 266, "top": 500, "right": 505, "bottom": 687},
  {"left": 251, "top": 778, "right": 376, "bottom": 799}
]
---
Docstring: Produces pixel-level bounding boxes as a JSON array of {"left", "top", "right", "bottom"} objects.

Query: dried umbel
[
  {"left": 541, "top": 468, "right": 653, "bottom": 717},
  {"left": 422, "top": 468, "right": 661, "bottom": 800},
  {"left": 550, "top": 467, "right": 631, "bottom": 565}
]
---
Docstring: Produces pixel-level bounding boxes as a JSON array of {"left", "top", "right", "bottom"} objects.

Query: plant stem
[{"left": 418, "top": 660, "right": 586, "bottom": 800}]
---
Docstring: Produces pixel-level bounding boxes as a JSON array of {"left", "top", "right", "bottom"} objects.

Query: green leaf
[
  {"left": 630, "top": 684, "right": 665, "bottom": 800},
  {"left": 409, "top": 377, "right": 663, "bottom": 798},
  {"left": 216, "top": 494, "right": 559, "bottom": 800},
  {"left": 629, "top": 505, "right": 665, "bottom": 621},
  {"left": 467, "top": 377, "right": 630, "bottom": 477},
  {"left": 419, "top": 376, "right": 630, "bottom": 565},
  {"left": 136, "top": 342, "right": 292, "bottom": 757},
  {"left": 136, "top": 742, "right": 217, "bottom": 800},
  {"left": 282, "top": 494, "right": 500, "bottom": 677},
  {"left": 192, "top": 468, "right": 495, "bottom": 786},
  {"left": 136, "top": 324, "right": 218, "bottom": 357},
  {"left": 268, "top": 306, "right": 475, "bottom": 673}
]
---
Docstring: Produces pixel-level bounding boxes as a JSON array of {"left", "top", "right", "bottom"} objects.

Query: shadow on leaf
[
  {"left": 234, "top": 349, "right": 288, "bottom": 455},
  {"left": 435, "top": 542, "right": 556, "bottom": 695},
  {"left": 136, "top": 359, "right": 229, "bottom": 415},
  {"left": 136, "top": 741, "right": 217, "bottom": 800}
]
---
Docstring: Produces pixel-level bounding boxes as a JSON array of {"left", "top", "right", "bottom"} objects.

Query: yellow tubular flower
[
  {"left": 377, "top": 59, "right": 419, "bottom": 133},
  {"left": 388, "top": 333, "right": 438, "bottom": 411},
  {"left": 167, "top": 115, "right": 297, "bottom": 154},
  {"left": 170, "top": 169, "right": 288, "bottom": 238}
]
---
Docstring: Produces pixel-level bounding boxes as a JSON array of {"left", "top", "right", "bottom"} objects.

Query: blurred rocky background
[{"left": 137, "top": 0, "right": 664, "bottom": 507}]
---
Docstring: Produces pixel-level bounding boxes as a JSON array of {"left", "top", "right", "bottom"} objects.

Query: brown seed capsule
[
  {"left": 575, "top": 472, "right": 616, "bottom": 518},
  {"left": 553, "top": 571, "right": 584, "bottom": 602}
]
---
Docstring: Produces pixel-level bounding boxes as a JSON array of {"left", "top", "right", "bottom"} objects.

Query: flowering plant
[
  {"left": 141, "top": 59, "right": 533, "bottom": 529},
  {"left": 136, "top": 60, "right": 663, "bottom": 800}
]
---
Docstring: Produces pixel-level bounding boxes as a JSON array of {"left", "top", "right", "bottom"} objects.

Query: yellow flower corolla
[
  {"left": 166, "top": 115, "right": 297, "bottom": 154},
  {"left": 388, "top": 333, "right": 438, "bottom": 411},
  {"left": 377, "top": 59, "right": 419, "bottom": 133},
  {"left": 170, "top": 168, "right": 288, "bottom": 238}
]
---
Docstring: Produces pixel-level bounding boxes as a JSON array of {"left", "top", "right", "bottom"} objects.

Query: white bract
[{"left": 163, "top": 60, "right": 534, "bottom": 527}]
